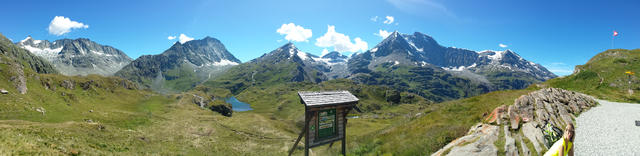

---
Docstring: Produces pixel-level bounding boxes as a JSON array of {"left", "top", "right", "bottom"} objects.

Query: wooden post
[
  {"left": 305, "top": 110, "right": 310, "bottom": 156},
  {"left": 289, "top": 113, "right": 309, "bottom": 156},
  {"left": 341, "top": 108, "right": 348, "bottom": 156}
]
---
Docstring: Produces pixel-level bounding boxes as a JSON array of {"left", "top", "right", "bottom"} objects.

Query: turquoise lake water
[{"left": 225, "top": 96, "right": 253, "bottom": 112}]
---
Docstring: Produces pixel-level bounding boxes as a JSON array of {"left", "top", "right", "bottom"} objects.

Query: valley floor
[{"left": 574, "top": 100, "right": 640, "bottom": 155}]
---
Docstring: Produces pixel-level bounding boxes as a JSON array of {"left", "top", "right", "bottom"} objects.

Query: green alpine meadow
[{"left": 1, "top": 0, "right": 638, "bottom": 155}]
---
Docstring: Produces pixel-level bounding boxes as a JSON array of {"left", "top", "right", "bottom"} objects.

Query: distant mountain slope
[
  {"left": 204, "top": 43, "right": 327, "bottom": 94},
  {"left": 348, "top": 31, "right": 556, "bottom": 91},
  {"left": 115, "top": 36, "right": 241, "bottom": 93},
  {"left": 0, "top": 34, "right": 57, "bottom": 74},
  {"left": 16, "top": 36, "right": 131, "bottom": 76},
  {"left": 546, "top": 49, "right": 640, "bottom": 102}
]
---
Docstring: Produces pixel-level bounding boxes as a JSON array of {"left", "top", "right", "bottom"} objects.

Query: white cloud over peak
[
  {"left": 168, "top": 36, "right": 176, "bottom": 40},
  {"left": 47, "top": 16, "right": 89, "bottom": 36},
  {"left": 383, "top": 16, "right": 395, "bottom": 24},
  {"left": 315, "top": 25, "right": 368, "bottom": 53},
  {"left": 276, "top": 23, "right": 312, "bottom": 42},
  {"left": 179, "top": 34, "right": 194, "bottom": 44},
  {"left": 321, "top": 48, "right": 330, "bottom": 57},
  {"left": 375, "top": 29, "right": 392, "bottom": 39},
  {"left": 499, "top": 43, "right": 508, "bottom": 48}
]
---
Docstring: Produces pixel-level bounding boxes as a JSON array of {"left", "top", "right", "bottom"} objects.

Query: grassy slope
[
  {"left": 546, "top": 49, "right": 640, "bottom": 103},
  {"left": 352, "top": 63, "right": 490, "bottom": 103}
]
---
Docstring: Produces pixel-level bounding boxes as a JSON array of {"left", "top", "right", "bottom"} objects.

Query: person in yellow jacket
[{"left": 544, "top": 123, "right": 575, "bottom": 156}]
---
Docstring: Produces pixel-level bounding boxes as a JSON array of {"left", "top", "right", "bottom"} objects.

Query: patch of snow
[
  {"left": 420, "top": 61, "right": 428, "bottom": 66},
  {"left": 33, "top": 40, "right": 42, "bottom": 45},
  {"left": 20, "top": 45, "right": 62, "bottom": 58},
  {"left": 297, "top": 51, "right": 309, "bottom": 60},
  {"left": 211, "top": 59, "right": 239, "bottom": 66},
  {"left": 442, "top": 63, "right": 477, "bottom": 71},
  {"left": 404, "top": 36, "right": 422, "bottom": 53},
  {"left": 288, "top": 48, "right": 295, "bottom": 59},
  {"left": 488, "top": 50, "right": 505, "bottom": 61},
  {"left": 91, "top": 50, "right": 116, "bottom": 57},
  {"left": 20, "top": 36, "right": 31, "bottom": 43},
  {"left": 394, "top": 61, "right": 399, "bottom": 65},
  {"left": 371, "top": 47, "right": 378, "bottom": 53}
]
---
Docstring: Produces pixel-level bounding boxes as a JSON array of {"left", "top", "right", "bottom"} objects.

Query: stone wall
[{"left": 433, "top": 88, "right": 597, "bottom": 156}]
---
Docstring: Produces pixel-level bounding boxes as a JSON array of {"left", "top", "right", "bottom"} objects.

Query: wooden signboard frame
[{"left": 289, "top": 91, "right": 359, "bottom": 156}]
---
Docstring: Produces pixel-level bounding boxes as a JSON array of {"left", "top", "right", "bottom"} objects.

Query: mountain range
[
  {"left": 16, "top": 36, "right": 132, "bottom": 76},
  {"left": 348, "top": 31, "right": 556, "bottom": 90},
  {"left": 12, "top": 31, "right": 556, "bottom": 101}
]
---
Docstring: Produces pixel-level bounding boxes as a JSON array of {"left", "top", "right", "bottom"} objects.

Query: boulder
[
  {"left": 522, "top": 122, "right": 545, "bottom": 155},
  {"left": 210, "top": 104, "right": 232, "bottom": 117},
  {"left": 432, "top": 123, "right": 499, "bottom": 156},
  {"left": 504, "top": 126, "right": 518, "bottom": 156},
  {"left": 517, "top": 134, "right": 531, "bottom": 156},
  {"left": 192, "top": 94, "right": 207, "bottom": 108},
  {"left": 60, "top": 80, "right": 75, "bottom": 90},
  {"left": 485, "top": 105, "right": 507, "bottom": 124},
  {"left": 508, "top": 105, "right": 520, "bottom": 130},
  {"left": 0, "top": 89, "right": 8, "bottom": 94},
  {"left": 80, "top": 80, "right": 94, "bottom": 90}
]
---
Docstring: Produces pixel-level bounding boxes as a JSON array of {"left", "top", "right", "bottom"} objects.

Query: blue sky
[{"left": 2, "top": 0, "right": 639, "bottom": 76}]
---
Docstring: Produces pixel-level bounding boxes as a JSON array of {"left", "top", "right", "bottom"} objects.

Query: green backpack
[{"left": 543, "top": 122, "right": 563, "bottom": 148}]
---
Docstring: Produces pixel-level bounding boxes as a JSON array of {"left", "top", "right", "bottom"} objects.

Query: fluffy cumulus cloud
[
  {"left": 179, "top": 34, "right": 194, "bottom": 44},
  {"left": 47, "top": 16, "right": 89, "bottom": 36},
  {"left": 383, "top": 16, "right": 395, "bottom": 24},
  {"left": 276, "top": 23, "right": 312, "bottom": 42},
  {"left": 375, "top": 29, "right": 392, "bottom": 39},
  {"left": 499, "top": 43, "right": 508, "bottom": 48},
  {"left": 167, "top": 36, "right": 176, "bottom": 40},
  {"left": 315, "top": 25, "right": 368, "bottom": 53}
]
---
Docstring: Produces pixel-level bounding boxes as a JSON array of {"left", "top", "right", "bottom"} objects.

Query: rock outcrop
[
  {"left": 9, "top": 63, "right": 27, "bottom": 94},
  {"left": 433, "top": 88, "right": 597, "bottom": 156},
  {"left": 191, "top": 94, "right": 232, "bottom": 117}
]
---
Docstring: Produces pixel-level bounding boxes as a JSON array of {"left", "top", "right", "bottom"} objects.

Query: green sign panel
[{"left": 317, "top": 109, "right": 336, "bottom": 140}]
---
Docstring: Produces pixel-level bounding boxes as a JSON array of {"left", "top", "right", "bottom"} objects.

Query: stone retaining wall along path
[
  {"left": 574, "top": 100, "right": 640, "bottom": 155},
  {"left": 433, "top": 88, "right": 598, "bottom": 156}
]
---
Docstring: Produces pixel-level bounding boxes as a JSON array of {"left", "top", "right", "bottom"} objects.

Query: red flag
[{"left": 613, "top": 31, "right": 619, "bottom": 36}]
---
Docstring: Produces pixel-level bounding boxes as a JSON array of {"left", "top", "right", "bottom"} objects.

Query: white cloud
[
  {"left": 321, "top": 48, "right": 330, "bottom": 56},
  {"left": 168, "top": 36, "right": 176, "bottom": 40},
  {"left": 499, "top": 43, "right": 508, "bottom": 48},
  {"left": 383, "top": 16, "right": 395, "bottom": 24},
  {"left": 47, "top": 16, "right": 89, "bottom": 36},
  {"left": 179, "top": 34, "right": 194, "bottom": 44},
  {"left": 276, "top": 23, "right": 312, "bottom": 42},
  {"left": 375, "top": 29, "right": 392, "bottom": 39},
  {"left": 370, "top": 16, "right": 379, "bottom": 22},
  {"left": 315, "top": 25, "right": 368, "bottom": 53}
]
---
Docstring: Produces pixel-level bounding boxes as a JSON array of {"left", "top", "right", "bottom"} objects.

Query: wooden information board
[{"left": 290, "top": 91, "right": 359, "bottom": 156}]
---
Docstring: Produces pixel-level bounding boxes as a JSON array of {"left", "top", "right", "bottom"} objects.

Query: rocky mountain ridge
[
  {"left": 348, "top": 31, "right": 556, "bottom": 90},
  {"left": 16, "top": 36, "right": 132, "bottom": 76},
  {"left": 115, "top": 36, "right": 241, "bottom": 93}
]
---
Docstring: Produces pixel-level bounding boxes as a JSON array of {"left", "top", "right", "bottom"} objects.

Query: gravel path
[{"left": 574, "top": 99, "right": 640, "bottom": 155}]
